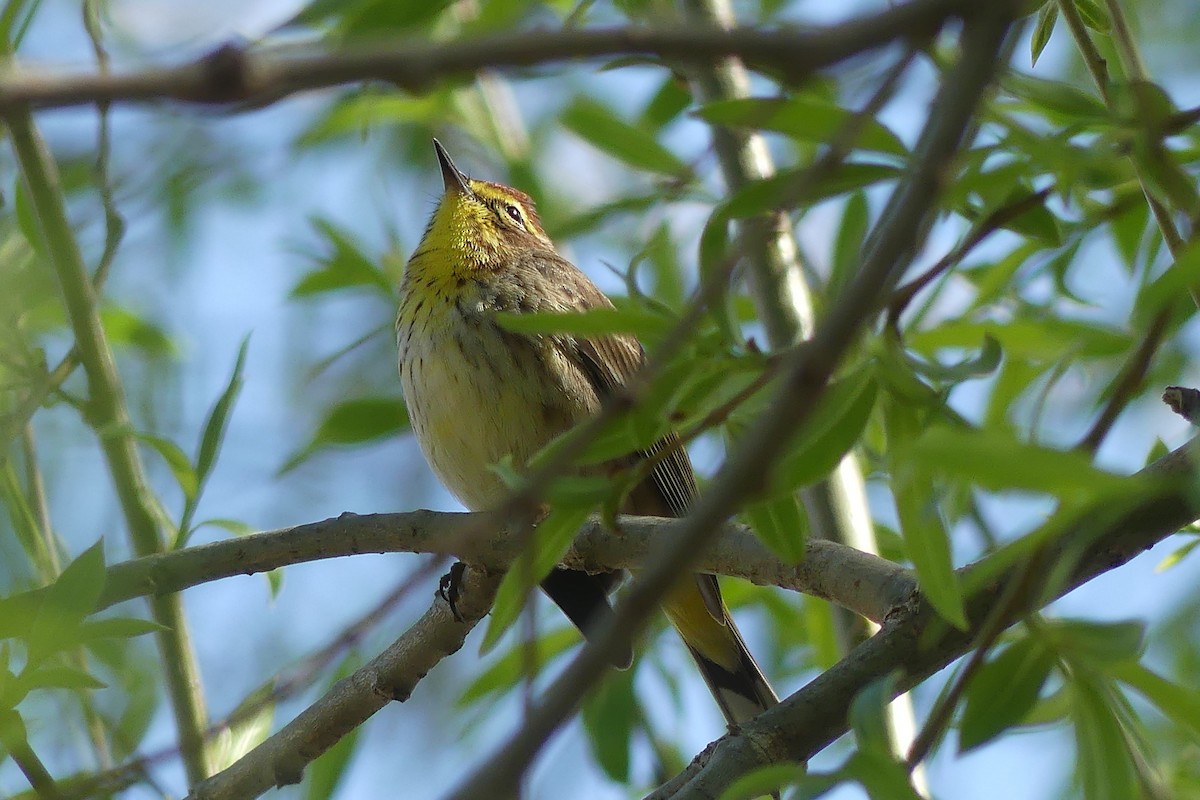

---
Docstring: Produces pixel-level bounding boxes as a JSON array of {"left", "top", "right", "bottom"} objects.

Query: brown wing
[
  {"left": 516, "top": 250, "right": 777, "bottom": 723},
  {"left": 522, "top": 253, "right": 724, "bottom": 622}
]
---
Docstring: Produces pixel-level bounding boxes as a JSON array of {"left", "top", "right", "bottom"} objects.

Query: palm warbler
[{"left": 396, "top": 139, "right": 777, "bottom": 724}]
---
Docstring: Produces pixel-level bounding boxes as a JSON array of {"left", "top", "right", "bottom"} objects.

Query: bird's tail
[
  {"left": 663, "top": 578, "right": 778, "bottom": 725},
  {"left": 684, "top": 618, "right": 778, "bottom": 725},
  {"left": 541, "top": 567, "right": 633, "bottom": 669}
]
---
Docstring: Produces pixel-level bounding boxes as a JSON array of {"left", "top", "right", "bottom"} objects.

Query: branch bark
[
  {"left": 656, "top": 437, "right": 1198, "bottom": 798},
  {"left": 185, "top": 564, "right": 502, "bottom": 800},
  {"left": 676, "top": 0, "right": 921, "bottom": 781},
  {"left": 80, "top": 513, "right": 912, "bottom": 625},
  {"left": 0, "top": 0, "right": 977, "bottom": 111}
]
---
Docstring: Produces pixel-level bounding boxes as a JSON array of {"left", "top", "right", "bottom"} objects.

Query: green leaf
[
  {"left": 900, "top": 335, "right": 1003, "bottom": 385},
  {"left": 903, "top": 428, "right": 1137, "bottom": 499},
  {"left": 1156, "top": 536, "right": 1200, "bottom": 572},
  {"left": 561, "top": 99, "right": 685, "bottom": 175},
  {"left": 28, "top": 541, "right": 106, "bottom": 662},
  {"left": 1002, "top": 73, "right": 1109, "bottom": 124},
  {"left": 291, "top": 218, "right": 392, "bottom": 298},
  {"left": 1110, "top": 661, "right": 1200, "bottom": 743},
  {"left": 845, "top": 674, "right": 924, "bottom": 800},
  {"left": 581, "top": 668, "right": 636, "bottom": 781},
  {"left": 176, "top": 338, "right": 250, "bottom": 545},
  {"left": 21, "top": 664, "right": 106, "bottom": 692},
  {"left": 100, "top": 306, "right": 177, "bottom": 357},
  {"left": 694, "top": 97, "right": 907, "bottom": 156},
  {"left": 304, "top": 656, "right": 363, "bottom": 800},
  {"left": 772, "top": 368, "right": 878, "bottom": 491},
  {"left": 78, "top": 617, "right": 165, "bottom": 642},
  {"left": 196, "top": 337, "right": 249, "bottom": 485},
  {"left": 885, "top": 402, "right": 966, "bottom": 628},
  {"left": 986, "top": 187, "right": 1061, "bottom": 245},
  {"left": 1070, "top": 676, "right": 1139, "bottom": 800},
  {"left": 458, "top": 628, "right": 579, "bottom": 706},
  {"left": 743, "top": 494, "right": 809, "bottom": 564},
  {"left": 1109, "top": 199, "right": 1149, "bottom": 271},
  {"left": 209, "top": 681, "right": 276, "bottom": 773},
  {"left": 872, "top": 336, "right": 942, "bottom": 405},
  {"left": 725, "top": 163, "right": 899, "bottom": 219},
  {"left": 111, "top": 654, "right": 159, "bottom": 758},
  {"left": 1030, "top": 2, "right": 1057, "bottom": 67},
  {"left": 965, "top": 242, "right": 1040, "bottom": 311},
  {"left": 907, "top": 318, "right": 1129, "bottom": 361},
  {"left": 1136, "top": 137, "right": 1200, "bottom": 214},
  {"left": 281, "top": 396, "right": 409, "bottom": 473},
  {"left": 494, "top": 306, "right": 672, "bottom": 340},
  {"left": 959, "top": 636, "right": 1055, "bottom": 751},
  {"left": 1074, "top": 0, "right": 1111, "bottom": 32},
  {"left": 480, "top": 505, "right": 592, "bottom": 655},
  {"left": 135, "top": 433, "right": 199, "bottom": 504},
  {"left": 198, "top": 518, "right": 258, "bottom": 538},
  {"left": 848, "top": 673, "right": 899, "bottom": 754},
  {"left": 1043, "top": 619, "right": 1146, "bottom": 664},
  {"left": 718, "top": 763, "right": 808, "bottom": 800},
  {"left": 831, "top": 191, "right": 869, "bottom": 297},
  {"left": 639, "top": 75, "right": 692, "bottom": 131}
]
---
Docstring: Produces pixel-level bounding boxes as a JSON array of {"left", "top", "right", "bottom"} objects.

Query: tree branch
[
  {"left": 678, "top": 0, "right": 922, "bottom": 779},
  {"left": 1, "top": 0, "right": 978, "bottom": 112},
  {"left": 658, "top": 436, "right": 1199, "bottom": 798},
  {"left": 184, "top": 564, "right": 502, "bottom": 800},
  {"left": 82, "top": 512, "right": 912, "bottom": 624}
]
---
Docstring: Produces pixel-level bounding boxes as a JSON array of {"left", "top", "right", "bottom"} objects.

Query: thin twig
[
  {"left": 886, "top": 187, "right": 1053, "bottom": 328},
  {"left": 82, "top": 0, "right": 126, "bottom": 288},
  {"left": 3, "top": 729, "right": 65, "bottom": 800},
  {"left": 1077, "top": 305, "right": 1172, "bottom": 452}
]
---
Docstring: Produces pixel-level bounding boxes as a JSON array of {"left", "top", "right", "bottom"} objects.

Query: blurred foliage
[{"left": 1, "top": 0, "right": 1200, "bottom": 798}]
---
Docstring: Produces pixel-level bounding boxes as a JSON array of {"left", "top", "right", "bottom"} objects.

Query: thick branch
[
  {"left": 86, "top": 513, "right": 912, "bottom": 624},
  {"left": 185, "top": 564, "right": 502, "bottom": 800},
  {"left": 661, "top": 438, "right": 1199, "bottom": 798},
  {"left": 1, "top": 0, "right": 973, "bottom": 111}
]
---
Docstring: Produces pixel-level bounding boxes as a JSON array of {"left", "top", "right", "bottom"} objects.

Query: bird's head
[{"left": 412, "top": 140, "right": 554, "bottom": 279}]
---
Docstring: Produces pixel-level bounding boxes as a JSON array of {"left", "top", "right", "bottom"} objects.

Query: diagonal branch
[
  {"left": 184, "top": 564, "right": 502, "bottom": 800},
  {"left": 447, "top": 6, "right": 1018, "bottom": 798},
  {"left": 659, "top": 436, "right": 1198, "bottom": 797}
]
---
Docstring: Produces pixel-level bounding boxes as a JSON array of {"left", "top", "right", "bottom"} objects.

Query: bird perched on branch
[{"left": 396, "top": 139, "right": 777, "bottom": 726}]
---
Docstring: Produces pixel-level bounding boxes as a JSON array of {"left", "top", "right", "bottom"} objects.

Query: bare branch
[
  {"left": 185, "top": 564, "right": 502, "bottom": 800},
  {"left": 84, "top": 513, "right": 912, "bottom": 625},
  {"left": 662, "top": 436, "right": 1199, "bottom": 798},
  {"left": 1, "top": 0, "right": 976, "bottom": 112}
]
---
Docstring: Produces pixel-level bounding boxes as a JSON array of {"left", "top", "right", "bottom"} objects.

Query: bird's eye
[{"left": 503, "top": 204, "right": 524, "bottom": 226}]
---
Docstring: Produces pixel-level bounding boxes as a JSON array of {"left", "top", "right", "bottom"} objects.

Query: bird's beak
[{"left": 433, "top": 139, "right": 474, "bottom": 198}]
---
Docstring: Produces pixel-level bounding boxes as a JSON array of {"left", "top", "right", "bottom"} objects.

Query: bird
[{"left": 396, "top": 138, "right": 778, "bottom": 726}]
